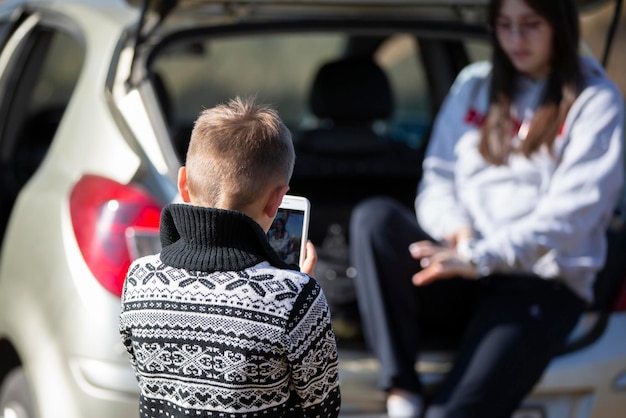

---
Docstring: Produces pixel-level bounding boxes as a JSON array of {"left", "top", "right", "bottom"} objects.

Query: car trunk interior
[{"left": 130, "top": 0, "right": 626, "bottom": 355}]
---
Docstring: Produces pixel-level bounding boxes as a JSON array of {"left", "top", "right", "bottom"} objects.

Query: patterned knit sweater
[{"left": 119, "top": 204, "right": 341, "bottom": 418}]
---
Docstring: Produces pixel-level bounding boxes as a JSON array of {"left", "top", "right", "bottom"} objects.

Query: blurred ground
[{"left": 338, "top": 348, "right": 387, "bottom": 417}]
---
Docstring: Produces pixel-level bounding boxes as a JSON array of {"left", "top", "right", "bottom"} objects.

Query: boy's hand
[
  {"left": 408, "top": 240, "right": 477, "bottom": 286},
  {"left": 301, "top": 240, "right": 318, "bottom": 276}
]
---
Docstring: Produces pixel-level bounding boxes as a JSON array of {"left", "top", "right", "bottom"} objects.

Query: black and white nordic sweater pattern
[{"left": 120, "top": 204, "right": 341, "bottom": 418}]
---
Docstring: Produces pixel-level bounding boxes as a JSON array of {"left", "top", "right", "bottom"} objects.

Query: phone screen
[{"left": 268, "top": 207, "right": 307, "bottom": 266}]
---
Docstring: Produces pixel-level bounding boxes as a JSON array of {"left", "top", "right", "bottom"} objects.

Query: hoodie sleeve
[{"left": 416, "top": 62, "right": 491, "bottom": 240}]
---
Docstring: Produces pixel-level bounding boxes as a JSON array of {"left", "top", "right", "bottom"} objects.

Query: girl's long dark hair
[{"left": 480, "top": 0, "right": 583, "bottom": 164}]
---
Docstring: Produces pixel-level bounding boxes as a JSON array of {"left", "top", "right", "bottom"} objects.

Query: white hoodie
[{"left": 416, "top": 57, "right": 625, "bottom": 303}]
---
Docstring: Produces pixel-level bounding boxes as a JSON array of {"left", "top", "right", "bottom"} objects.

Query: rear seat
[{"left": 291, "top": 57, "right": 423, "bottom": 335}]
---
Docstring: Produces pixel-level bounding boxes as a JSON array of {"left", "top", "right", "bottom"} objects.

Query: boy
[{"left": 119, "top": 97, "right": 341, "bottom": 418}]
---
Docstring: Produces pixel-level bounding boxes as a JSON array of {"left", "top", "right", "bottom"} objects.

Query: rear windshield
[{"left": 150, "top": 30, "right": 490, "bottom": 160}]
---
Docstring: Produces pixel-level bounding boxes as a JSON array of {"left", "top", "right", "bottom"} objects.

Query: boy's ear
[
  {"left": 177, "top": 166, "right": 192, "bottom": 203},
  {"left": 265, "top": 185, "right": 289, "bottom": 218}
]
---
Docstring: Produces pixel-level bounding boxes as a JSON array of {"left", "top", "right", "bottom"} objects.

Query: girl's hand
[
  {"left": 442, "top": 225, "right": 474, "bottom": 248},
  {"left": 409, "top": 240, "right": 477, "bottom": 286}
]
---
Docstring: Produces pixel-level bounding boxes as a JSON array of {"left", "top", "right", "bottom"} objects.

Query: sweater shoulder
[
  {"left": 579, "top": 56, "right": 623, "bottom": 102},
  {"left": 457, "top": 60, "right": 492, "bottom": 81},
  {"left": 125, "top": 253, "right": 162, "bottom": 277},
  {"left": 451, "top": 60, "right": 491, "bottom": 93},
  {"left": 251, "top": 262, "right": 317, "bottom": 296},
  {"left": 439, "top": 60, "right": 491, "bottom": 113}
]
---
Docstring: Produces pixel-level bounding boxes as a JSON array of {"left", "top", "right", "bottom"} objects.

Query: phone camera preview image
[{"left": 267, "top": 208, "right": 305, "bottom": 266}]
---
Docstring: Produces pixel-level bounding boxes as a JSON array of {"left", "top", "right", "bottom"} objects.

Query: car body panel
[{"left": 0, "top": 3, "right": 151, "bottom": 418}]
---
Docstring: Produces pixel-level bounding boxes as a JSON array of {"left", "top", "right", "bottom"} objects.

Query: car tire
[{"left": 0, "top": 367, "right": 36, "bottom": 418}]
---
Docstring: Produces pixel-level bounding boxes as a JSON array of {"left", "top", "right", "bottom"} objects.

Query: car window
[
  {"left": 0, "top": 25, "right": 84, "bottom": 241},
  {"left": 2, "top": 28, "right": 84, "bottom": 181},
  {"left": 375, "top": 34, "right": 430, "bottom": 149},
  {"left": 154, "top": 34, "right": 345, "bottom": 136},
  {"left": 152, "top": 32, "right": 436, "bottom": 155},
  {"left": 0, "top": 21, "right": 13, "bottom": 49},
  {"left": 465, "top": 39, "right": 491, "bottom": 63},
  {"left": 29, "top": 31, "right": 84, "bottom": 113}
]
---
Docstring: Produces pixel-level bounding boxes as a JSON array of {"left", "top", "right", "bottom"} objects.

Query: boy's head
[{"left": 178, "top": 96, "right": 295, "bottom": 229}]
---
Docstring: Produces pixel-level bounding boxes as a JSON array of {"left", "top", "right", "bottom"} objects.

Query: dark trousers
[{"left": 349, "top": 197, "right": 586, "bottom": 418}]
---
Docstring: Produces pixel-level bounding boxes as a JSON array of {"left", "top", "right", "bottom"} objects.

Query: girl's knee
[{"left": 352, "top": 197, "right": 403, "bottom": 228}]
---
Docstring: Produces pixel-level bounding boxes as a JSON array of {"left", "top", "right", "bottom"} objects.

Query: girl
[{"left": 350, "top": 0, "right": 624, "bottom": 417}]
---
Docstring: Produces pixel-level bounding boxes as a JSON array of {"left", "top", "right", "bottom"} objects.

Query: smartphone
[{"left": 267, "top": 195, "right": 310, "bottom": 267}]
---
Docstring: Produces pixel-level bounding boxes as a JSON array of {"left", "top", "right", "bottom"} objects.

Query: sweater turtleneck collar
[{"left": 158, "top": 203, "right": 293, "bottom": 272}]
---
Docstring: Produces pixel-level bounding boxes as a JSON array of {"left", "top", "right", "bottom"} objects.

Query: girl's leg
[
  {"left": 350, "top": 197, "right": 477, "bottom": 393},
  {"left": 350, "top": 196, "right": 424, "bottom": 392},
  {"left": 425, "top": 274, "right": 586, "bottom": 418}
]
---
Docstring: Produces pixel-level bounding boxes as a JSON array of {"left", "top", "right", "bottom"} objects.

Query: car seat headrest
[{"left": 310, "top": 57, "right": 393, "bottom": 123}]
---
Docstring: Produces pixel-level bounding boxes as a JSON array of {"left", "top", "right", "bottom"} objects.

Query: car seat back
[{"left": 296, "top": 56, "right": 393, "bottom": 155}]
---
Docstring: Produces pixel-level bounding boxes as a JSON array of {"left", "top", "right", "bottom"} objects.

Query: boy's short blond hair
[{"left": 185, "top": 96, "right": 295, "bottom": 209}]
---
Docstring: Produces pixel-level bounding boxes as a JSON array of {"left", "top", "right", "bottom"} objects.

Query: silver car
[{"left": 0, "top": 1, "right": 623, "bottom": 418}]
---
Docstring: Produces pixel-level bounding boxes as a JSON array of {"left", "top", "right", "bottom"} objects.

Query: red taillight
[{"left": 70, "top": 175, "right": 162, "bottom": 297}]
